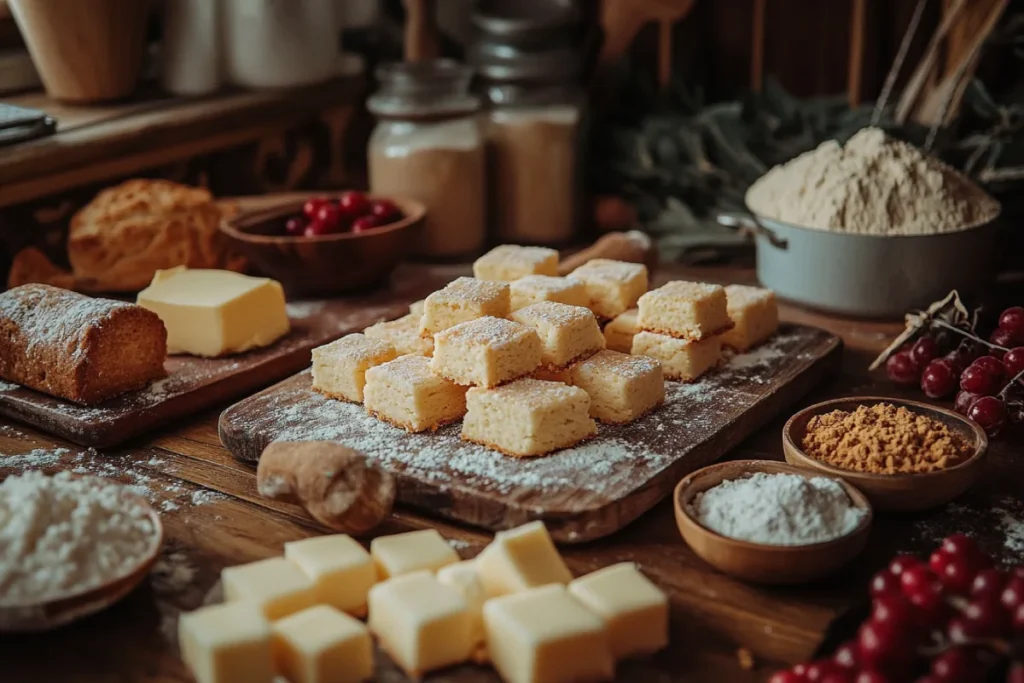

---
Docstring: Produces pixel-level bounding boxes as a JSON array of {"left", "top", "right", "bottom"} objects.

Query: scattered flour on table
[
  {"left": 191, "top": 490, "right": 229, "bottom": 506},
  {"left": 913, "top": 496, "right": 1024, "bottom": 563},
  {"left": 691, "top": 472, "right": 866, "bottom": 545},
  {"left": 0, "top": 381, "right": 17, "bottom": 392},
  {"left": 746, "top": 127, "right": 999, "bottom": 236},
  {"left": 286, "top": 301, "right": 327, "bottom": 319},
  {"left": 152, "top": 551, "right": 197, "bottom": 593},
  {"left": 2, "top": 447, "right": 71, "bottom": 469},
  {"left": 0, "top": 471, "right": 159, "bottom": 603}
]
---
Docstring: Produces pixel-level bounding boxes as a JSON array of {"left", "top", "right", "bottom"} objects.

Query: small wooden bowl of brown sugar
[{"left": 783, "top": 397, "right": 988, "bottom": 512}]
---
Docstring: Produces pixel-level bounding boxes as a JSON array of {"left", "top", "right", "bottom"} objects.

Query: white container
[
  {"left": 222, "top": 0, "right": 339, "bottom": 89},
  {"left": 161, "top": 0, "right": 222, "bottom": 95}
]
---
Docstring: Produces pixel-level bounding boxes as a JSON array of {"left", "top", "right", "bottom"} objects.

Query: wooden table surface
[{"left": 2, "top": 263, "right": 1022, "bottom": 683}]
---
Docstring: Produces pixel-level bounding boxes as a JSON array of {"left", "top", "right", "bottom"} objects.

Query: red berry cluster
[
  {"left": 885, "top": 306, "right": 1024, "bottom": 437},
  {"left": 771, "top": 535, "right": 1024, "bottom": 683},
  {"left": 284, "top": 191, "right": 403, "bottom": 238}
]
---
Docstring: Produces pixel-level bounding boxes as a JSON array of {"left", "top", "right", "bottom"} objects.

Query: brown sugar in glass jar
[{"left": 367, "top": 60, "right": 487, "bottom": 259}]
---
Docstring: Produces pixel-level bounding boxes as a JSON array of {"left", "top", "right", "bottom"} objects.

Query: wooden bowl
[
  {"left": 219, "top": 194, "right": 425, "bottom": 297},
  {"left": 783, "top": 397, "right": 988, "bottom": 512},
  {"left": 673, "top": 460, "right": 873, "bottom": 585},
  {"left": 0, "top": 477, "right": 164, "bottom": 632}
]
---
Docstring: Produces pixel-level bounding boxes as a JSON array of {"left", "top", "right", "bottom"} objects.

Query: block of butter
[{"left": 137, "top": 267, "right": 290, "bottom": 357}]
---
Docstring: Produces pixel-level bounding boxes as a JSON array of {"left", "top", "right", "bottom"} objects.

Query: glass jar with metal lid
[
  {"left": 470, "top": 0, "right": 587, "bottom": 246},
  {"left": 367, "top": 60, "right": 487, "bottom": 259}
]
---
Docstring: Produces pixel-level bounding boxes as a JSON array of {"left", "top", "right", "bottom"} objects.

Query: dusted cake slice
[
  {"left": 720, "top": 284, "right": 779, "bottom": 351},
  {"left": 632, "top": 331, "right": 721, "bottom": 382},
  {"left": 363, "top": 355, "right": 467, "bottom": 432},
  {"left": 636, "top": 281, "right": 731, "bottom": 341},
  {"left": 461, "top": 379, "right": 596, "bottom": 457},
  {"left": 431, "top": 317, "right": 542, "bottom": 388}
]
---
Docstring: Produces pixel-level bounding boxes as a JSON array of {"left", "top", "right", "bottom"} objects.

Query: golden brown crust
[
  {"left": 0, "top": 284, "right": 167, "bottom": 405},
  {"left": 311, "top": 386, "right": 360, "bottom": 404},
  {"left": 641, "top": 320, "right": 735, "bottom": 341},
  {"left": 366, "top": 407, "right": 460, "bottom": 434},
  {"left": 66, "top": 179, "right": 245, "bottom": 292},
  {"left": 460, "top": 431, "right": 595, "bottom": 458},
  {"left": 594, "top": 398, "right": 665, "bottom": 425}
]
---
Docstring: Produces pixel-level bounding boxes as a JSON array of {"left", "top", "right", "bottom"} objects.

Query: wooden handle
[
  {"left": 404, "top": 0, "right": 439, "bottom": 63},
  {"left": 558, "top": 231, "right": 658, "bottom": 276}
]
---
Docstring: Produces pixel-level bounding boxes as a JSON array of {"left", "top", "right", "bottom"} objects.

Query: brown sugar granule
[{"left": 800, "top": 403, "right": 970, "bottom": 474}]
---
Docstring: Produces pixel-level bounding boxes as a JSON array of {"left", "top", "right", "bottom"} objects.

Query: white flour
[
  {"left": 0, "top": 471, "right": 159, "bottom": 603},
  {"left": 746, "top": 127, "right": 999, "bottom": 235},
  {"left": 691, "top": 472, "right": 865, "bottom": 546}
]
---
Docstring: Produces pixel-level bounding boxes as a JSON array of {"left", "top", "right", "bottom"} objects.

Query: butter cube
[
  {"left": 138, "top": 267, "right": 290, "bottom": 357},
  {"left": 476, "top": 521, "right": 572, "bottom": 597},
  {"left": 483, "top": 585, "right": 614, "bottom": 683},
  {"left": 437, "top": 560, "right": 489, "bottom": 660},
  {"left": 178, "top": 601, "right": 275, "bottom": 683},
  {"left": 567, "top": 563, "right": 669, "bottom": 659},
  {"left": 221, "top": 557, "right": 317, "bottom": 621},
  {"left": 284, "top": 535, "right": 375, "bottom": 617},
  {"left": 368, "top": 570, "right": 475, "bottom": 677},
  {"left": 370, "top": 529, "right": 459, "bottom": 579},
  {"left": 271, "top": 605, "right": 373, "bottom": 683}
]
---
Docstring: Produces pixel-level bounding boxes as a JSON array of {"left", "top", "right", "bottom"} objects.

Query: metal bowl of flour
[{"left": 716, "top": 208, "right": 1001, "bottom": 320}]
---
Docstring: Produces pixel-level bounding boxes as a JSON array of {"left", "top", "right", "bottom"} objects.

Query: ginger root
[{"left": 256, "top": 441, "right": 395, "bottom": 534}]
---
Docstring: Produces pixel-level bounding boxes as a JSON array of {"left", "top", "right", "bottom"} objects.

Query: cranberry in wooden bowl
[{"left": 219, "top": 192, "right": 425, "bottom": 296}]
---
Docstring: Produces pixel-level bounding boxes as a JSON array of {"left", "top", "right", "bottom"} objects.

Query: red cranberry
[
  {"left": 854, "top": 671, "right": 892, "bottom": 683},
  {"left": 970, "top": 568, "right": 1008, "bottom": 598},
  {"left": 351, "top": 215, "right": 381, "bottom": 233},
  {"left": 337, "top": 190, "right": 371, "bottom": 218},
  {"left": 954, "top": 390, "right": 983, "bottom": 416},
  {"left": 999, "top": 307, "right": 1024, "bottom": 338},
  {"left": 768, "top": 671, "right": 804, "bottom": 683},
  {"left": 889, "top": 555, "right": 922, "bottom": 576},
  {"left": 963, "top": 594, "right": 1009, "bottom": 636},
  {"left": 857, "top": 620, "right": 912, "bottom": 670},
  {"left": 937, "top": 554, "right": 981, "bottom": 595},
  {"left": 1002, "top": 577, "right": 1024, "bottom": 611},
  {"left": 930, "top": 646, "right": 983, "bottom": 682},
  {"left": 304, "top": 220, "right": 332, "bottom": 237},
  {"left": 832, "top": 641, "right": 860, "bottom": 669},
  {"left": 870, "top": 570, "right": 901, "bottom": 598},
  {"left": 314, "top": 204, "right": 342, "bottom": 233},
  {"left": 900, "top": 566, "right": 938, "bottom": 597},
  {"left": 885, "top": 351, "right": 920, "bottom": 385},
  {"left": 1014, "top": 602, "right": 1024, "bottom": 632},
  {"left": 921, "top": 359, "right": 958, "bottom": 398},
  {"left": 805, "top": 660, "right": 842, "bottom": 681},
  {"left": 302, "top": 197, "right": 329, "bottom": 219},
  {"left": 910, "top": 336, "right": 939, "bottom": 368},
  {"left": 941, "top": 534, "right": 983, "bottom": 560},
  {"left": 991, "top": 327, "right": 1017, "bottom": 353},
  {"left": 960, "top": 362, "right": 1003, "bottom": 396},
  {"left": 871, "top": 595, "right": 917, "bottom": 632},
  {"left": 370, "top": 199, "right": 401, "bottom": 222},
  {"left": 908, "top": 586, "right": 948, "bottom": 624},
  {"left": 1004, "top": 347, "right": 1024, "bottom": 379},
  {"left": 284, "top": 217, "right": 306, "bottom": 236},
  {"left": 967, "top": 396, "right": 1009, "bottom": 436}
]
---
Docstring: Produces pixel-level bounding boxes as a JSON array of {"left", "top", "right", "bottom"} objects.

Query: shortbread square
[
  {"left": 568, "top": 350, "right": 664, "bottom": 424},
  {"left": 567, "top": 563, "right": 669, "bottom": 660},
  {"left": 222, "top": 557, "right": 318, "bottom": 621},
  {"left": 271, "top": 605, "right": 373, "bottom": 683},
  {"left": 431, "top": 317, "right": 542, "bottom": 388},
  {"left": 284, "top": 535, "right": 375, "bottom": 617},
  {"left": 368, "top": 571, "right": 475, "bottom": 677},
  {"left": 179, "top": 602, "right": 275, "bottom": 683},
  {"left": 473, "top": 245, "right": 559, "bottom": 282},
  {"left": 364, "top": 314, "right": 433, "bottom": 357},
  {"left": 637, "top": 281, "right": 731, "bottom": 340},
  {"left": 483, "top": 585, "right": 614, "bottom": 683},
  {"left": 311, "top": 333, "right": 397, "bottom": 403},
  {"left": 569, "top": 259, "right": 648, "bottom": 319},
  {"left": 370, "top": 529, "right": 460, "bottom": 580},
  {"left": 510, "top": 275, "right": 589, "bottom": 312},
  {"left": 632, "top": 331, "right": 721, "bottom": 382},
  {"left": 604, "top": 308, "right": 639, "bottom": 353},
  {"left": 476, "top": 521, "right": 572, "bottom": 597},
  {"left": 461, "top": 379, "right": 596, "bottom": 457},
  {"left": 363, "top": 355, "right": 467, "bottom": 432},
  {"left": 720, "top": 284, "right": 779, "bottom": 351},
  {"left": 418, "top": 277, "right": 511, "bottom": 336},
  {"left": 510, "top": 302, "right": 605, "bottom": 369}
]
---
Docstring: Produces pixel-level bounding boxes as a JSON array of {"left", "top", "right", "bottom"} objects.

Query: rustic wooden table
[{"left": 2, "top": 263, "right": 1021, "bottom": 683}]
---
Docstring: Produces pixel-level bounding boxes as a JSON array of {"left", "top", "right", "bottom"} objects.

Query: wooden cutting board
[
  {"left": 0, "top": 298, "right": 408, "bottom": 448},
  {"left": 219, "top": 323, "right": 842, "bottom": 543}
]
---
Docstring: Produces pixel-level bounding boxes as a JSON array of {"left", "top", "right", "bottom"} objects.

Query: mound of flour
[
  {"left": 0, "top": 471, "right": 159, "bottom": 603},
  {"left": 746, "top": 127, "right": 999, "bottom": 236}
]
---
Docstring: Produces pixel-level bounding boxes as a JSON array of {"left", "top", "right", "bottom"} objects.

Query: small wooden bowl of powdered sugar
[
  {"left": 674, "top": 460, "right": 872, "bottom": 585},
  {"left": 0, "top": 472, "right": 164, "bottom": 632}
]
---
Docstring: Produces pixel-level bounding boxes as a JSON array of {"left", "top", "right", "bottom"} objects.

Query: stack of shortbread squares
[{"left": 309, "top": 244, "right": 778, "bottom": 458}]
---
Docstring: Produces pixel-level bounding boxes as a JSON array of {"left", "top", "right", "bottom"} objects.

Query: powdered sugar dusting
[{"left": 224, "top": 325, "right": 833, "bottom": 525}]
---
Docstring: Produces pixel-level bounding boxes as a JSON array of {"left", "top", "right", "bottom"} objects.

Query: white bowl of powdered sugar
[
  {"left": 719, "top": 127, "right": 1002, "bottom": 319},
  {"left": 674, "top": 460, "right": 872, "bottom": 585},
  {"left": 0, "top": 471, "right": 163, "bottom": 632}
]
